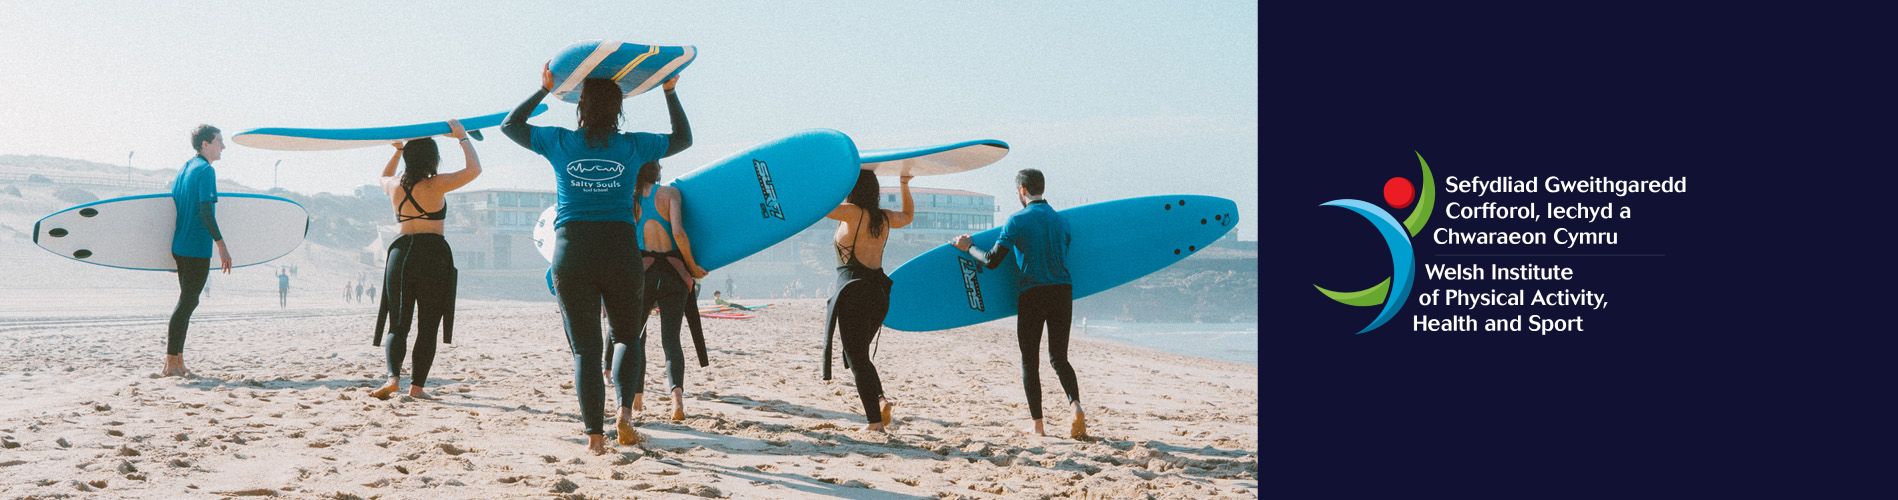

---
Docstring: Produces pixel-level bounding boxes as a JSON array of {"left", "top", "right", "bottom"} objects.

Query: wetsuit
[
  {"left": 823, "top": 211, "right": 894, "bottom": 424},
  {"left": 168, "top": 155, "right": 220, "bottom": 356},
  {"left": 503, "top": 85, "right": 687, "bottom": 436},
  {"left": 980, "top": 200, "right": 1077, "bottom": 421},
  {"left": 615, "top": 187, "right": 707, "bottom": 406},
  {"left": 372, "top": 183, "right": 458, "bottom": 389}
]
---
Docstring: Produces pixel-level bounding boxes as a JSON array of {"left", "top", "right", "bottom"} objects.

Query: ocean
[{"left": 1077, "top": 319, "right": 1258, "bottom": 365}]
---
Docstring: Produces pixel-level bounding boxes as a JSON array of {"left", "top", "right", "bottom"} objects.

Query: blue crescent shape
[{"left": 1322, "top": 199, "right": 1415, "bottom": 334}]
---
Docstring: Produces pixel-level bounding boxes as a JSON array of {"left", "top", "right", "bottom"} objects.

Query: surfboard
[
  {"left": 33, "top": 193, "right": 309, "bottom": 271},
  {"left": 532, "top": 129, "right": 861, "bottom": 271},
  {"left": 230, "top": 105, "right": 549, "bottom": 151},
  {"left": 701, "top": 312, "right": 755, "bottom": 320},
  {"left": 859, "top": 139, "right": 1009, "bottom": 176},
  {"left": 549, "top": 40, "right": 696, "bottom": 104},
  {"left": 883, "top": 195, "right": 1238, "bottom": 332}
]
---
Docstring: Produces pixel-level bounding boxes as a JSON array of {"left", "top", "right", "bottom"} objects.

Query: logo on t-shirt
[
  {"left": 753, "top": 159, "right": 785, "bottom": 220},
  {"left": 565, "top": 159, "right": 627, "bottom": 182}
]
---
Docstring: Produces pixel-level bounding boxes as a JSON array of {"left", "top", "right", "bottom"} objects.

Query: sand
[{"left": 0, "top": 293, "right": 1257, "bottom": 499}]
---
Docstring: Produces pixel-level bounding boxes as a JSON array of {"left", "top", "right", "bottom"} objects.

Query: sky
[{"left": 0, "top": 1, "right": 1258, "bottom": 239}]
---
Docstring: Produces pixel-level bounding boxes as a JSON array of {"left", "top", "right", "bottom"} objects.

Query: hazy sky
[{"left": 0, "top": 1, "right": 1258, "bottom": 239}]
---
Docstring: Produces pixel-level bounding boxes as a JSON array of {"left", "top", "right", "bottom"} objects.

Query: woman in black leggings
[
  {"left": 821, "top": 172, "right": 913, "bottom": 432},
  {"left": 614, "top": 160, "right": 709, "bottom": 443},
  {"left": 371, "top": 120, "right": 479, "bottom": 400},
  {"left": 504, "top": 64, "right": 691, "bottom": 455}
]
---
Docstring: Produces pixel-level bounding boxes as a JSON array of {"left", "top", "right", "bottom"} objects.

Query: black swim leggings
[
  {"left": 620, "top": 263, "right": 688, "bottom": 404},
  {"left": 552, "top": 222, "right": 645, "bottom": 435},
  {"left": 1018, "top": 284, "right": 1079, "bottom": 421},
  {"left": 835, "top": 275, "right": 891, "bottom": 423},
  {"left": 383, "top": 234, "right": 454, "bottom": 388},
  {"left": 167, "top": 254, "right": 209, "bottom": 355}
]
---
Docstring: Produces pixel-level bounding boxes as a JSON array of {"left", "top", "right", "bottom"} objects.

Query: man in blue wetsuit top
[
  {"left": 164, "top": 124, "right": 234, "bottom": 377},
  {"left": 953, "top": 168, "right": 1087, "bottom": 439}
]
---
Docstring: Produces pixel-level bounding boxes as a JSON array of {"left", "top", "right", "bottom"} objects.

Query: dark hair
[
  {"left": 1016, "top": 168, "right": 1046, "bottom": 196},
  {"left": 636, "top": 161, "right": 661, "bottom": 193},
  {"left": 400, "top": 138, "right": 440, "bottom": 189},
  {"left": 577, "top": 78, "right": 622, "bottom": 149},
  {"left": 847, "top": 171, "right": 887, "bottom": 237},
  {"left": 190, "top": 124, "right": 221, "bottom": 153}
]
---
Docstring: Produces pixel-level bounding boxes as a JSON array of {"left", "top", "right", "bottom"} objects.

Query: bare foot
[
  {"left": 1070, "top": 412, "right": 1088, "bottom": 440},
  {"left": 616, "top": 419, "right": 641, "bottom": 445},
  {"left": 632, "top": 393, "right": 644, "bottom": 412},
  {"left": 1023, "top": 419, "right": 1047, "bottom": 436},
  {"left": 669, "top": 388, "right": 685, "bottom": 422},
  {"left": 368, "top": 383, "right": 399, "bottom": 401},
  {"left": 586, "top": 434, "right": 607, "bottom": 455},
  {"left": 407, "top": 386, "right": 433, "bottom": 400},
  {"left": 879, "top": 398, "right": 895, "bottom": 429},
  {"left": 862, "top": 421, "right": 888, "bottom": 432}
]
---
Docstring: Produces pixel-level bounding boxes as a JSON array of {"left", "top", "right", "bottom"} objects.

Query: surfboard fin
[{"left": 468, "top": 130, "right": 485, "bottom": 142}]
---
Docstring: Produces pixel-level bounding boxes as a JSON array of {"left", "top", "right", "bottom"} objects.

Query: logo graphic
[
  {"left": 957, "top": 256, "right": 986, "bottom": 312},
  {"left": 565, "top": 159, "right": 627, "bottom": 182},
  {"left": 1315, "top": 153, "right": 1436, "bottom": 334},
  {"left": 753, "top": 159, "right": 785, "bottom": 220}
]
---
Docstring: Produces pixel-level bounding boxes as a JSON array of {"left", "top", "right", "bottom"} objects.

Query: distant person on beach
[
  {"left": 368, "top": 120, "right": 479, "bottom": 401},
  {"left": 344, "top": 281, "right": 352, "bottom": 303},
  {"left": 821, "top": 171, "right": 913, "bottom": 432},
  {"left": 356, "top": 281, "right": 365, "bottom": 304},
  {"left": 712, "top": 290, "right": 758, "bottom": 311},
  {"left": 613, "top": 159, "right": 709, "bottom": 444},
  {"left": 953, "top": 168, "right": 1086, "bottom": 439},
  {"left": 162, "top": 124, "right": 232, "bottom": 378},
  {"left": 277, "top": 268, "right": 290, "bottom": 308},
  {"left": 504, "top": 63, "right": 691, "bottom": 454}
]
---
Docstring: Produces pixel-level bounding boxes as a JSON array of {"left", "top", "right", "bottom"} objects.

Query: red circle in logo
[{"left": 1383, "top": 177, "right": 1415, "bottom": 209}]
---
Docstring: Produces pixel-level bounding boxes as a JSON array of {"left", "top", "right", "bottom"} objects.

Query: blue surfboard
[
  {"left": 883, "top": 195, "right": 1239, "bottom": 332},
  {"left": 534, "top": 129, "right": 861, "bottom": 271},
  {"left": 34, "top": 193, "right": 309, "bottom": 271},
  {"left": 549, "top": 40, "right": 696, "bottom": 104},
  {"left": 230, "top": 105, "right": 548, "bottom": 151},
  {"left": 859, "top": 139, "right": 1009, "bottom": 176}
]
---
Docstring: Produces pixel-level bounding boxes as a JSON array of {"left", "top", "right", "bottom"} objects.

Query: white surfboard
[
  {"left": 858, "top": 139, "right": 1009, "bottom": 176},
  {"left": 34, "top": 193, "right": 309, "bottom": 271}
]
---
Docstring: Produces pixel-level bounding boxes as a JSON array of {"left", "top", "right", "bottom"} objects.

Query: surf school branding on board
[
  {"left": 565, "top": 160, "right": 626, "bottom": 192},
  {"left": 752, "top": 159, "right": 785, "bottom": 220}
]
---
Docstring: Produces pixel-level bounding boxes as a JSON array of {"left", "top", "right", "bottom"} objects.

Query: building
[{"left": 442, "top": 188, "right": 555, "bottom": 269}]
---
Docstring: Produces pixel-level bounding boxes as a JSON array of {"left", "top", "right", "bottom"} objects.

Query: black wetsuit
[
  {"left": 504, "top": 84, "right": 689, "bottom": 436},
  {"left": 974, "top": 200, "right": 1079, "bottom": 421},
  {"left": 372, "top": 184, "right": 457, "bottom": 388},
  {"left": 615, "top": 188, "right": 705, "bottom": 405},
  {"left": 823, "top": 211, "right": 894, "bottom": 424}
]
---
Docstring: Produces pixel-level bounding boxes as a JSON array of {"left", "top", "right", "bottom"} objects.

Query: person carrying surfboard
[
  {"left": 821, "top": 171, "right": 915, "bottom": 432},
  {"left": 503, "top": 63, "right": 692, "bottom": 455},
  {"left": 953, "top": 168, "right": 1087, "bottom": 439},
  {"left": 162, "top": 124, "right": 232, "bottom": 378},
  {"left": 368, "top": 119, "right": 479, "bottom": 401},
  {"left": 614, "top": 160, "right": 710, "bottom": 438}
]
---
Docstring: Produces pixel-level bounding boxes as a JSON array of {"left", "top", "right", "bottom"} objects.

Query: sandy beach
[{"left": 0, "top": 292, "right": 1258, "bottom": 499}]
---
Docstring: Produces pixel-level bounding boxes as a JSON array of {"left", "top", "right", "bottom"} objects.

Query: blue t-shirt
[
  {"left": 529, "top": 126, "right": 670, "bottom": 228},
  {"left": 170, "top": 156, "right": 218, "bottom": 258},
  {"left": 994, "top": 200, "right": 1072, "bottom": 290}
]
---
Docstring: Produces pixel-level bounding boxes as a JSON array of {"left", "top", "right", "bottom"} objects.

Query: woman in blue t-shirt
[{"left": 503, "top": 63, "right": 692, "bottom": 455}]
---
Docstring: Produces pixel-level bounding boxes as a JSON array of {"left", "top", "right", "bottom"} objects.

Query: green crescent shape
[
  {"left": 1315, "top": 278, "right": 1390, "bottom": 307},
  {"left": 1403, "top": 152, "right": 1434, "bottom": 237},
  {"left": 1314, "top": 153, "right": 1435, "bottom": 306}
]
